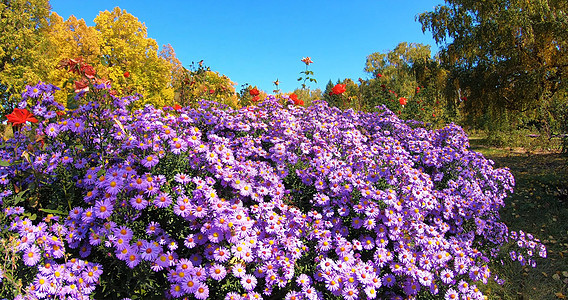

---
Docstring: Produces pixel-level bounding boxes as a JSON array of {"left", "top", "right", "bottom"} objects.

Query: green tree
[
  {"left": 0, "top": 0, "right": 51, "bottom": 116},
  {"left": 364, "top": 42, "right": 432, "bottom": 100},
  {"left": 291, "top": 88, "right": 322, "bottom": 107},
  {"left": 418, "top": 0, "right": 568, "bottom": 135},
  {"left": 361, "top": 42, "right": 449, "bottom": 125}
]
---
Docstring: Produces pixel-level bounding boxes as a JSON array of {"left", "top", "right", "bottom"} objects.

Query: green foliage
[
  {"left": 418, "top": 0, "right": 568, "bottom": 134},
  {"left": 291, "top": 88, "right": 322, "bottom": 107}
]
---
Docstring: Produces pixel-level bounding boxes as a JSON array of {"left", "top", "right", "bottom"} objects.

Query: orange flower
[
  {"left": 124, "top": 71, "right": 130, "bottom": 78},
  {"left": 399, "top": 97, "right": 407, "bottom": 106},
  {"left": 173, "top": 104, "right": 182, "bottom": 111},
  {"left": 6, "top": 108, "right": 38, "bottom": 125},
  {"left": 332, "top": 84, "right": 346, "bottom": 95}
]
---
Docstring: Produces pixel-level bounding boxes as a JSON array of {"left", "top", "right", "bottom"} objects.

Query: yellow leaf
[{"left": 555, "top": 292, "right": 565, "bottom": 299}]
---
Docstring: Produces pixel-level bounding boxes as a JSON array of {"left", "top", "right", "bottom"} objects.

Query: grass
[{"left": 468, "top": 136, "right": 568, "bottom": 300}]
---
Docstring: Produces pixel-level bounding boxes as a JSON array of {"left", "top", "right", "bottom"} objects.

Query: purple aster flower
[
  {"left": 296, "top": 273, "right": 312, "bottom": 287},
  {"left": 174, "top": 173, "right": 191, "bottom": 184},
  {"left": 324, "top": 275, "right": 340, "bottom": 292},
  {"left": 34, "top": 274, "right": 52, "bottom": 292},
  {"left": 342, "top": 284, "right": 359, "bottom": 300},
  {"left": 94, "top": 199, "right": 113, "bottom": 219},
  {"left": 114, "top": 226, "right": 133, "bottom": 240},
  {"left": 181, "top": 275, "right": 199, "bottom": 294},
  {"left": 141, "top": 154, "right": 159, "bottom": 168},
  {"left": 209, "top": 264, "right": 227, "bottom": 281},
  {"left": 173, "top": 201, "right": 190, "bottom": 218},
  {"left": 232, "top": 263, "right": 246, "bottom": 278},
  {"left": 444, "top": 288, "right": 459, "bottom": 300},
  {"left": 364, "top": 286, "right": 378, "bottom": 299},
  {"left": 225, "top": 292, "right": 242, "bottom": 300},
  {"left": 45, "top": 123, "right": 59, "bottom": 137},
  {"left": 69, "top": 118, "right": 85, "bottom": 134},
  {"left": 170, "top": 283, "right": 184, "bottom": 298},
  {"left": 137, "top": 240, "right": 159, "bottom": 261},
  {"left": 130, "top": 194, "right": 148, "bottom": 210},
  {"left": 240, "top": 273, "right": 257, "bottom": 291},
  {"left": 213, "top": 247, "right": 230, "bottom": 263},
  {"left": 23, "top": 244, "right": 42, "bottom": 266},
  {"left": 154, "top": 192, "right": 172, "bottom": 208},
  {"left": 44, "top": 110, "right": 57, "bottom": 119},
  {"left": 382, "top": 273, "right": 396, "bottom": 288},
  {"left": 194, "top": 283, "right": 209, "bottom": 300}
]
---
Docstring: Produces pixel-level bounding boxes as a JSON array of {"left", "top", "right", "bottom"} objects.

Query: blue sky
[{"left": 49, "top": 0, "right": 445, "bottom": 93}]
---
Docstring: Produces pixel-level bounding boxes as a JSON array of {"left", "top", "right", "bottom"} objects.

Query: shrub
[{"left": 0, "top": 81, "right": 545, "bottom": 299}]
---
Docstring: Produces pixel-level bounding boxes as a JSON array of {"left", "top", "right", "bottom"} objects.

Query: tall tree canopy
[
  {"left": 418, "top": 0, "right": 568, "bottom": 128},
  {"left": 94, "top": 7, "right": 173, "bottom": 107},
  {"left": 0, "top": 0, "right": 51, "bottom": 114},
  {"left": 361, "top": 42, "right": 448, "bottom": 122}
]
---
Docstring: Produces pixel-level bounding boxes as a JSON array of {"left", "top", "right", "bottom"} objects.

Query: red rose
[
  {"left": 301, "top": 57, "right": 313, "bottom": 65},
  {"left": 6, "top": 108, "right": 38, "bottom": 125},
  {"left": 81, "top": 65, "right": 96, "bottom": 79},
  {"left": 249, "top": 87, "right": 260, "bottom": 96},
  {"left": 289, "top": 93, "right": 302, "bottom": 105},
  {"left": 252, "top": 95, "right": 260, "bottom": 102},
  {"left": 332, "top": 84, "right": 346, "bottom": 95},
  {"left": 124, "top": 71, "right": 130, "bottom": 78},
  {"left": 399, "top": 97, "right": 407, "bottom": 106},
  {"left": 173, "top": 104, "right": 182, "bottom": 111}
]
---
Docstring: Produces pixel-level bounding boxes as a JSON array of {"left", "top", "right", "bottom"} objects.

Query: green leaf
[
  {"left": 39, "top": 208, "right": 66, "bottom": 215},
  {"left": 13, "top": 189, "right": 29, "bottom": 204},
  {"left": 0, "top": 160, "right": 11, "bottom": 166}
]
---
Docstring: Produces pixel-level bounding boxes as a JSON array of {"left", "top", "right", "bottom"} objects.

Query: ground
[{"left": 469, "top": 137, "right": 568, "bottom": 300}]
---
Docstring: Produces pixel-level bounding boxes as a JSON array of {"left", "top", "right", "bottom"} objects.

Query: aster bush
[{"left": 0, "top": 79, "right": 546, "bottom": 299}]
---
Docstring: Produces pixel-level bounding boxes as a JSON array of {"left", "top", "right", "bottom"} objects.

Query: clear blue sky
[{"left": 49, "top": 0, "right": 445, "bottom": 94}]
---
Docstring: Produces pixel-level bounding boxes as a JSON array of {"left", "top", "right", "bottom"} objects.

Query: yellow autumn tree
[
  {"left": 176, "top": 62, "right": 238, "bottom": 108},
  {"left": 0, "top": 0, "right": 51, "bottom": 116},
  {"left": 94, "top": 7, "right": 173, "bottom": 108},
  {"left": 159, "top": 44, "right": 185, "bottom": 91},
  {"left": 43, "top": 12, "right": 102, "bottom": 106}
]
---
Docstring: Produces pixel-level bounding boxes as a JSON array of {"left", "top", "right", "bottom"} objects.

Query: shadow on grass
[{"left": 469, "top": 138, "right": 568, "bottom": 300}]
